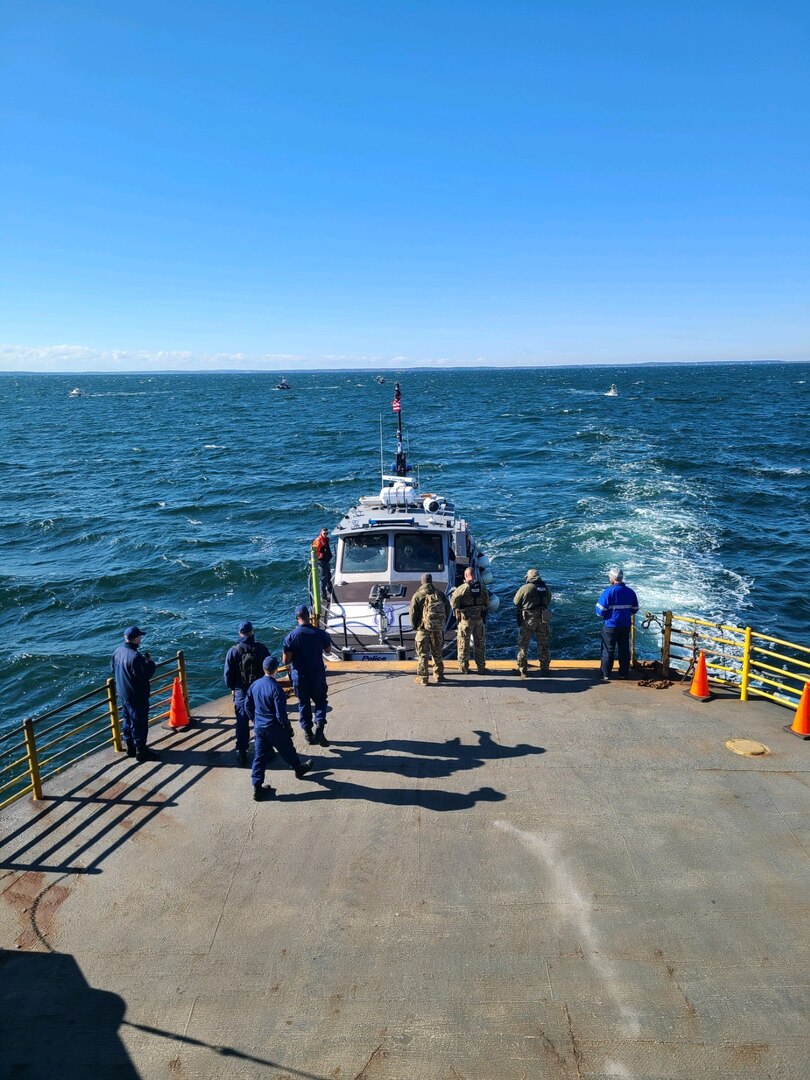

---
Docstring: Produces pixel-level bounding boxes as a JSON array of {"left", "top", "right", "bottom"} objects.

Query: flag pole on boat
[{"left": 393, "top": 382, "right": 407, "bottom": 476}]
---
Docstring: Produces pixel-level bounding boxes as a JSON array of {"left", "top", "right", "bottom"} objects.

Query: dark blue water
[{"left": 1, "top": 363, "right": 808, "bottom": 732}]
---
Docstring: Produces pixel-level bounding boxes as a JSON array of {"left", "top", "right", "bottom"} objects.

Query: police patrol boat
[{"left": 320, "top": 383, "right": 498, "bottom": 660}]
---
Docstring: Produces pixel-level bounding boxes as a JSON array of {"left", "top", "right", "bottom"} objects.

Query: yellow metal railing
[
  {"left": 659, "top": 612, "right": 809, "bottom": 710},
  {"left": 0, "top": 651, "right": 188, "bottom": 812}
]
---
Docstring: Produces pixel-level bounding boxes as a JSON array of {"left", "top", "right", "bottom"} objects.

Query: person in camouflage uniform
[
  {"left": 409, "top": 573, "right": 451, "bottom": 685},
  {"left": 452, "top": 566, "right": 490, "bottom": 674},
  {"left": 513, "top": 569, "right": 552, "bottom": 676}
]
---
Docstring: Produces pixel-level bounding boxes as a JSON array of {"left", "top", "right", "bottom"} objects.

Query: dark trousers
[
  {"left": 251, "top": 722, "right": 302, "bottom": 787},
  {"left": 232, "top": 688, "right": 250, "bottom": 751},
  {"left": 294, "top": 675, "right": 328, "bottom": 732},
  {"left": 121, "top": 702, "right": 149, "bottom": 752},
  {"left": 318, "top": 560, "right": 332, "bottom": 598},
  {"left": 601, "top": 625, "right": 631, "bottom": 678}
]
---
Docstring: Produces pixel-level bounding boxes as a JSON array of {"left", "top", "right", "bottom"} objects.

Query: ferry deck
[{"left": 1, "top": 663, "right": 808, "bottom": 1079}]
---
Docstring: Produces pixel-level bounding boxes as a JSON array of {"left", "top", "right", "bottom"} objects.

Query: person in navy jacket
[
  {"left": 223, "top": 620, "right": 270, "bottom": 766},
  {"left": 245, "top": 655, "right": 313, "bottom": 801},
  {"left": 111, "top": 625, "right": 158, "bottom": 762},
  {"left": 595, "top": 569, "right": 639, "bottom": 681},
  {"left": 282, "top": 606, "right": 332, "bottom": 746}
]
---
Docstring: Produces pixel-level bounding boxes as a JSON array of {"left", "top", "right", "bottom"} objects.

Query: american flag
[{"left": 392, "top": 386, "right": 402, "bottom": 412}]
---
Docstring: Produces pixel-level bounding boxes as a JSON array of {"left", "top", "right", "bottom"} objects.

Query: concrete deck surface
[{"left": 1, "top": 666, "right": 809, "bottom": 1079}]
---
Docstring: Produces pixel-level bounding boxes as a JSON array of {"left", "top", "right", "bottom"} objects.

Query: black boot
[
  {"left": 294, "top": 758, "right": 313, "bottom": 780},
  {"left": 237, "top": 749, "right": 248, "bottom": 767},
  {"left": 125, "top": 742, "right": 136, "bottom": 758},
  {"left": 315, "top": 728, "right": 330, "bottom": 747},
  {"left": 135, "top": 747, "right": 160, "bottom": 763},
  {"left": 253, "top": 784, "right": 276, "bottom": 802},
  {"left": 303, "top": 730, "right": 316, "bottom": 745}
]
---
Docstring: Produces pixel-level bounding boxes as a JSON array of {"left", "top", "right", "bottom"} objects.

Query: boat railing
[
  {"left": 648, "top": 612, "right": 809, "bottom": 709},
  {"left": 0, "top": 651, "right": 189, "bottom": 811}
]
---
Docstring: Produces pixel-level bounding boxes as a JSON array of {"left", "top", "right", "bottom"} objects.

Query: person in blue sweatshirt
[
  {"left": 595, "top": 569, "right": 639, "bottom": 681},
  {"left": 245, "top": 655, "right": 313, "bottom": 802}
]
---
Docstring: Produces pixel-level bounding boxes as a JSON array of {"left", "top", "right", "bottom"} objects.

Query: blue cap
[
  {"left": 295, "top": 605, "right": 309, "bottom": 619},
  {"left": 263, "top": 655, "right": 279, "bottom": 673},
  {"left": 238, "top": 620, "right": 253, "bottom": 634},
  {"left": 124, "top": 625, "right": 144, "bottom": 640}
]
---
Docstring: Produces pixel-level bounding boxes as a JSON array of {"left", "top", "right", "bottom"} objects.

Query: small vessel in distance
[
  {"left": 605, "top": 383, "right": 619, "bottom": 397},
  {"left": 374, "top": 375, "right": 385, "bottom": 384},
  {"left": 322, "top": 382, "right": 496, "bottom": 660},
  {"left": 68, "top": 387, "right": 82, "bottom": 397},
  {"left": 274, "top": 377, "right": 292, "bottom": 390}
]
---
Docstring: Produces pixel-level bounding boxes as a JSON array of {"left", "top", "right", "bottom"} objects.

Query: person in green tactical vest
[
  {"left": 452, "top": 566, "right": 490, "bottom": 674},
  {"left": 513, "top": 569, "right": 552, "bottom": 677},
  {"left": 409, "top": 573, "right": 451, "bottom": 685}
]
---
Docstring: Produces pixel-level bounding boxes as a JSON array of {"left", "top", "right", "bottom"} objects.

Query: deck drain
[{"left": 725, "top": 738, "right": 770, "bottom": 757}]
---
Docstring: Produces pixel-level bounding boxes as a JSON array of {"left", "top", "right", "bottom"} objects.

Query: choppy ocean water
[{"left": 1, "top": 362, "right": 808, "bottom": 733}]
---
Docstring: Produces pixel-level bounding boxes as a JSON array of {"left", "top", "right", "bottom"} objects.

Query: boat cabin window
[
  {"left": 341, "top": 533, "right": 389, "bottom": 573},
  {"left": 394, "top": 533, "right": 445, "bottom": 573}
]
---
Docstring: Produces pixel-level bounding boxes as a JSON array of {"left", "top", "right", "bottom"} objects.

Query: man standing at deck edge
[
  {"left": 111, "top": 626, "right": 158, "bottom": 762},
  {"left": 595, "top": 568, "right": 639, "bottom": 681}
]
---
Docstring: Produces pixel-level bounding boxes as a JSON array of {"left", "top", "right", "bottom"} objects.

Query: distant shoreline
[{"left": 1, "top": 358, "right": 807, "bottom": 375}]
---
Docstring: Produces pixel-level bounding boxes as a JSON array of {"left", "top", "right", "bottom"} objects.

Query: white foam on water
[
  {"left": 203, "top": 444, "right": 225, "bottom": 449},
  {"left": 494, "top": 820, "right": 640, "bottom": 1068}
]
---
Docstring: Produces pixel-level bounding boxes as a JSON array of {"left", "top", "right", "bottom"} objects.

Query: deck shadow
[
  {"left": 0, "top": 949, "right": 139, "bottom": 1078},
  {"left": 302, "top": 730, "right": 545, "bottom": 780},
  {"left": 0, "top": 722, "right": 232, "bottom": 876},
  {"left": 278, "top": 773, "right": 507, "bottom": 812}
]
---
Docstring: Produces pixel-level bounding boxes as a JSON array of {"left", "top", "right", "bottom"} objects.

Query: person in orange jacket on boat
[{"left": 312, "top": 527, "right": 333, "bottom": 599}]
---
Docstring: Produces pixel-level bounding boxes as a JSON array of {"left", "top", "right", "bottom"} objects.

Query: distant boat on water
[
  {"left": 375, "top": 376, "right": 385, "bottom": 384},
  {"left": 275, "top": 377, "right": 292, "bottom": 390},
  {"left": 68, "top": 388, "right": 82, "bottom": 397},
  {"left": 604, "top": 384, "right": 619, "bottom": 397}
]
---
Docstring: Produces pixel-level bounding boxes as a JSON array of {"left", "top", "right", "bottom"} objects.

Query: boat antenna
[
  {"left": 392, "top": 382, "right": 407, "bottom": 476},
  {"left": 379, "top": 413, "right": 384, "bottom": 485}
]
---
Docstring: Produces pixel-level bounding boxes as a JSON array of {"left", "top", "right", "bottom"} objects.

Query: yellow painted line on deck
[{"left": 326, "top": 659, "right": 601, "bottom": 673}]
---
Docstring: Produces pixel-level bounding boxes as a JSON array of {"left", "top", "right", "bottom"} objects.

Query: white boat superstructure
[
  {"left": 321, "top": 383, "right": 496, "bottom": 660},
  {"left": 605, "top": 383, "right": 619, "bottom": 397},
  {"left": 68, "top": 388, "right": 82, "bottom": 397}
]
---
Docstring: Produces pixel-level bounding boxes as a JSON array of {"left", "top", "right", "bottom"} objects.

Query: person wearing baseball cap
[
  {"left": 244, "top": 654, "right": 313, "bottom": 801},
  {"left": 282, "top": 605, "right": 333, "bottom": 746},
  {"left": 223, "top": 620, "right": 270, "bottom": 766},
  {"left": 111, "top": 625, "right": 158, "bottom": 762}
]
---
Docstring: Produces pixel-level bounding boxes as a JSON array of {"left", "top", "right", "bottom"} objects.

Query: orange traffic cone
[
  {"left": 165, "top": 677, "right": 190, "bottom": 729},
  {"left": 784, "top": 682, "right": 810, "bottom": 740},
  {"left": 684, "top": 650, "right": 713, "bottom": 702}
]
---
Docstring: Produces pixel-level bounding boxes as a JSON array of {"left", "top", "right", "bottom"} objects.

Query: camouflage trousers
[
  {"left": 415, "top": 629, "right": 444, "bottom": 679},
  {"left": 457, "top": 616, "right": 486, "bottom": 672},
  {"left": 517, "top": 620, "right": 550, "bottom": 673}
]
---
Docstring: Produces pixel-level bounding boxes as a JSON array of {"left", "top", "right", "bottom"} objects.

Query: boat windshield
[
  {"left": 341, "top": 533, "right": 389, "bottom": 573},
  {"left": 394, "top": 533, "right": 444, "bottom": 573}
]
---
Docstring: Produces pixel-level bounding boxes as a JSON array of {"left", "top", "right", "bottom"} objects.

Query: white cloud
[{"left": 0, "top": 344, "right": 509, "bottom": 372}]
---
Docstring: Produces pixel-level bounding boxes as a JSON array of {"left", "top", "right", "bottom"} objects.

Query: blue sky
[{"left": 1, "top": 1, "right": 808, "bottom": 370}]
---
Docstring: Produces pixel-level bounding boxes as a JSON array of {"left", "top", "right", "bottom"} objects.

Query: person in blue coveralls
[
  {"left": 282, "top": 605, "right": 332, "bottom": 747},
  {"left": 111, "top": 625, "right": 158, "bottom": 762},
  {"left": 224, "top": 620, "right": 269, "bottom": 767},
  {"left": 595, "top": 568, "right": 639, "bottom": 682},
  {"left": 245, "top": 655, "right": 313, "bottom": 802}
]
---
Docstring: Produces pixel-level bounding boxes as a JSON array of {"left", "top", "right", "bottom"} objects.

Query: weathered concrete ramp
[{"left": 1, "top": 668, "right": 809, "bottom": 1079}]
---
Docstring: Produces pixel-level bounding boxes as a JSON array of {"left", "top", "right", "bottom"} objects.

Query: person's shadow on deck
[
  {"left": 310, "top": 729, "right": 545, "bottom": 780},
  {"left": 279, "top": 773, "right": 506, "bottom": 812}
]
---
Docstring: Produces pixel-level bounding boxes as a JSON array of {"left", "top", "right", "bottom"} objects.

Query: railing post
[
  {"left": 23, "top": 718, "right": 43, "bottom": 801},
  {"left": 310, "top": 548, "right": 322, "bottom": 627},
  {"left": 106, "top": 677, "right": 123, "bottom": 752},
  {"left": 740, "top": 626, "right": 752, "bottom": 702},
  {"left": 177, "top": 650, "right": 191, "bottom": 715},
  {"left": 630, "top": 616, "right": 636, "bottom": 668},
  {"left": 662, "top": 611, "right": 672, "bottom": 676}
]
